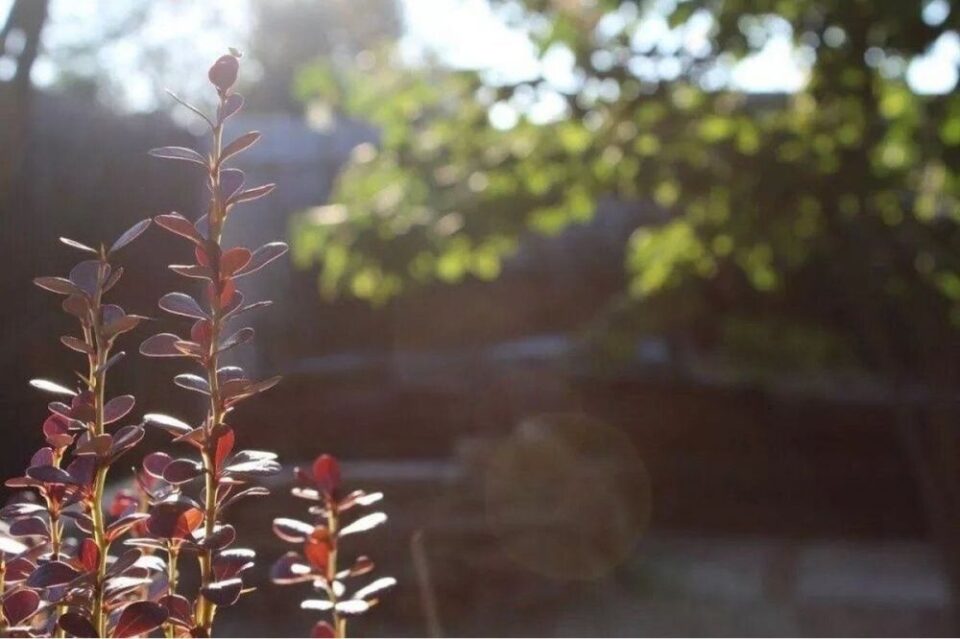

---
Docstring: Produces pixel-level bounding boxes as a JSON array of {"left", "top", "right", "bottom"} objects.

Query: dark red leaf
[
  {"left": 113, "top": 601, "right": 168, "bottom": 638},
  {"left": 160, "top": 594, "right": 193, "bottom": 627},
  {"left": 214, "top": 428, "right": 235, "bottom": 472},
  {"left": 3, "top": 589, "right": 39, "bottom": 625},
  {"left": 221, "top": 247, "right": 252, "bottom": 276},
  {"left": 303, "top": 528, "right": 332, "bottom": 573},
  {"left": 109, "top": 425, "right": 146, "bottom": 459},
  {"left": 311, "top": 621, "right": 336, "bottom": 638},
  {"left": 79, "top": 538, "right": 99, "bottom": 572},
  {"left": 147, "top": 502, "right": 204, "bottom": 540},
  {"left": 312, "top": 455, "right": 341, "bottom": 496},
  {"left": 62, "top": 294, "right": 91, "bottom": 320},
  {"left": 58, "top": 612, "right": 97, "bottom": 638}
]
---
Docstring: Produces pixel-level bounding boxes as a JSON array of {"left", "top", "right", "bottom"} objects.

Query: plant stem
[
  {"left": 165, "top": 544, "right": 180, "bottom": 639},
  {"left": 88, "top": 262, "right": 111, "bottom": 638},
  {"left": 195, "top": 113, "right": 225, "bottom": 638},
  {"left": 326, "top": 502, "right": 345, "bottom": 638}
]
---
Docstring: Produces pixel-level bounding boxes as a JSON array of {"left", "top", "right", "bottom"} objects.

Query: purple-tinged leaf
[
  {"left": 166, "top": 90, "right": 214, "bottom": 128},
  {"left": 338, "top": 512, "right": 388, "bottom": 538},
  {"left": 155, "top": 212, "right": 204, "bottom": 244},
  {"left": 69, "top": 260, "right": 106, "bottom": 296},
  {"left": 140, "top": 333, "right": 188, "bottom": 358},
  {"left": 235, "top": 242, "right": 288, "bottom": 277},
  {"left": 106, "top": 513, "right": 150, "bottom": 543},
  {"left": 159, "top": 292, "right": 208, "bottom": 320},
  {"left": 104, "top": 395, "right": 136, "bottom": 424},
  {"left": 3, "top": 589, "right": 40, "bottom": 625},
  {"left": 219, "top": 168, "right": 245, "bottom": 201},
  {"left": 98, "top": 351, "right": 127, "bottom": 375},
  {"left": 213, "top": 548, "right": 256, "bottom": 581},
  {"left": 162, "top": 459, "right": 202, "bottom": 484},
  {"left": 59, "top": 237, "right": 97, "bottom": 254},
  {"left": 9, "top": 517, "right": 49, "bottom": 537},
  {"left": 31, "top": 447, "right": 54, "bottom": 468},
  {"left": 221, "top": 131, "right": 260, "bottom": 163},
  {"left": 66, "top": 455, "right": 96, "bottom": 488},
  {"left": 113, "top": 601, "right": 168, "bottom": 638},
  {"left": 58, "top": 612, "right": 97, "bottom": 638},
  {"left": 272, "top": 518, "right": 314, "bottom": 543},
  {"left": 218, "top": 327, "right": 254, "bottom": 353},
  {"left": 29, "top": 379, "right": 76, "bottom": 397},
  {"left": 60, "top": 335, "right": 92, "bottom": 354},
  {"left": 73, "top": 433, "right": 113, "bottom": 457},
  {"left": 146, "top": 502, "right": 203, "bottom": 540},
  {"left": 194, "top": 524, "right": 236, "bottom": 551},
  {"left": 143, "top": 413, "right": 192, "bottom": 434},
  {"left": 143, "top": 451, "right": 173, "bottom": 478},
  {"left": 229, "top": 183, "right": 276, "bottom": 206},
  {"left": 200, "top": 578, "right": 243, "bottom": 607},
  {"left": 62, "top": 294, "right": 91, "bottom": 320},
  {"left": 34, "top": 276, "right": 85, "bottom": 296},
  {"left": 218, "top": 93, "right": 244, "bottom": 123},
  {"left": 220, "top": 486, "right": 269, "bottom": 511},
  {"left": 43, "top": 415, "right": 74, "bottom": 448},
  {"left": 0, "top": 502, "right": 46, "bottom": 519},
  {"left": 109, "top": 425, "right": 146, "bottom": 459},
  {"left": 105, "top": 548, "right": 142, "bottom": 578},
  {"left": 169, "top": 263, "right": 212, "bottom": 280},
  {"left": 174, "top": 374, "right": 210, "bottom": 394},
  {"left": 26, "top": 465, "right": 78, "bottom": 486},
  {"left": 110, "top": 219, "right": 151, "bottom": 254},
  {"left": 26, "top": 561, "right": 79, "bottom": 588},
  {"left": 353, "top": 576, "right": 397, "bottom": 601},
  {"left": 148, "top": 146, "right": 207, "bottom": 166}
]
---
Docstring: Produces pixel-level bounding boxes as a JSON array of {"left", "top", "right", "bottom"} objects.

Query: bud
[
  {"left": 311, "top": 454, "right": 341, "bottom": 497},
  {"left": 208, "top": 54, "right": 239, "bottom": 94}
]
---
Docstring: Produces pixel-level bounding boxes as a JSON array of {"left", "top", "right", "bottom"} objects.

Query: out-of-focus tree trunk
[{"left": 0, "top": 0, "right": 49, "bottom": 378}]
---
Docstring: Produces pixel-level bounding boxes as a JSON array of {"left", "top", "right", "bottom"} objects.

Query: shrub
[{"left": 0, "top": 51, "right": 392, "bottom": 638}]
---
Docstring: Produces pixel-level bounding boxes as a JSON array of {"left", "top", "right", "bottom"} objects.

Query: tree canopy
[{"left": 293, "top": 0, "right": 960, "bottom": 376}]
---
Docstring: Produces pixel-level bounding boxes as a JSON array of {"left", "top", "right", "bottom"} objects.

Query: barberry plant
[
  {"left": 271, "top": 455, "right": 394, "bottom": 638},
  {"left": 0, "top": 51, "right": 393, "bottom": 638}
]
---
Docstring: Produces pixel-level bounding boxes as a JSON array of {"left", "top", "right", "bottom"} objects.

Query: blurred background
[{"left": 1, "top": 0, "right": 960, "bottom": 635}]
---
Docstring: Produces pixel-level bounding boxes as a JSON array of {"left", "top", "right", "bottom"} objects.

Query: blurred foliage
[{"left": 293, "top": 0, "right": 960, "bottom": 373}]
